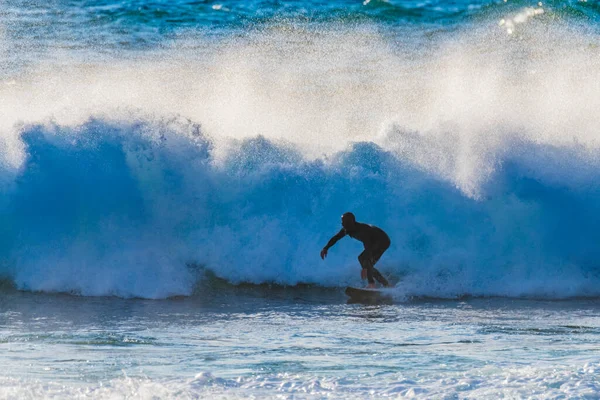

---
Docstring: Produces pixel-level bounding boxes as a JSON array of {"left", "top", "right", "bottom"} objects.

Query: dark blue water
[{"left": 3, "top": 0, "right": 599, "bottom": 65}]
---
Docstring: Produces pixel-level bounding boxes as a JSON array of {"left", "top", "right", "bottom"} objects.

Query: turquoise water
[
  {"left": 2, "top": 0, "right": 600, "bottom": 397},
  {"left": 2, "top": 289, "right": 600, "bottom": 398}
]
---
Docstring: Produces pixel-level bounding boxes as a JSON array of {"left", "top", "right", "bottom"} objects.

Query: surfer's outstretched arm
[{"left": 320, "top": 229, "right": 346, "bottom": 259}]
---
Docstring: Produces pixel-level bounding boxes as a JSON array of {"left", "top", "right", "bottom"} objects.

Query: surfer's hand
[
  {"left": 320, "top": 248, "right": 328, "bottom": 259},
  {"left": 361, "top": 269, "right": 367, "bottom": 280}
]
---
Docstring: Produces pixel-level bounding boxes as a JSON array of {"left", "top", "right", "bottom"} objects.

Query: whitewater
[
  {"left": 2, "top": 15, "right": 600, "bottom": 299},
  {"left": 2, "top": 0, "right": 600, "bottom": 398}
]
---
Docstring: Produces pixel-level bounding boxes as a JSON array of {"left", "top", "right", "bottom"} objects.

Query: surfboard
[{"left": 345, "top": 286, "right": 393, "bottom": 304}]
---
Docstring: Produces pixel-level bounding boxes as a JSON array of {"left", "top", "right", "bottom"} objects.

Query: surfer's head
[{"left": 341, "top": 212, "right": 356, "bottom": 229}]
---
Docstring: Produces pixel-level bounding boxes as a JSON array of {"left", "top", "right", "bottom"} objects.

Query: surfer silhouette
[{"left": 320, "top": 212, "right": 391, "bottom": 288}]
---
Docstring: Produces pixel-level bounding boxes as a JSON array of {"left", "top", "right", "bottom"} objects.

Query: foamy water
[
  {"left": 2, "top": 291, "right": 600, "bottom": 399},
  {"left": 2, "top": 20, "right": 600, "bottom": 298}
]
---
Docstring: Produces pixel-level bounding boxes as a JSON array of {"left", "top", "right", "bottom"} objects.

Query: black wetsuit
[{"left": 324, "top": 222, "right": 390, "bottom": 286}]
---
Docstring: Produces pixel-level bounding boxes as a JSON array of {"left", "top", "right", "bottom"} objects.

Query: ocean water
[
  {"left": 2, "top": 288, "right": 600, "bottom": 398},
  {"left": 2, "top": 0, "right": 600, "bottom": 397}
]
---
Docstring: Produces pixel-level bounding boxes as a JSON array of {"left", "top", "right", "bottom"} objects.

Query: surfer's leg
[
  {"left": 358, "top": 250, "right": 375, "bottom": 284},
  {"left": 371, "top": 240, "right": 389, "bottom": 265},
  {"left": 370, "top": 243, "right": 390, "bottom": 287},
  {"left": 371, "top": 268, "right": 389, "bottom": 287}
]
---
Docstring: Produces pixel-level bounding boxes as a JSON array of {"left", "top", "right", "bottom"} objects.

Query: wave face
[
  {"left": 1, "top": 6, "right": 600, "bottom": 298},
  {"left": 3, "top": 117, "right": 600, "bottom": 299}
]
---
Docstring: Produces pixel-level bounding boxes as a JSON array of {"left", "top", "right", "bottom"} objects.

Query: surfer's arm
[{"left": 320, "top": 229, "right": 346, "bottom": 259}]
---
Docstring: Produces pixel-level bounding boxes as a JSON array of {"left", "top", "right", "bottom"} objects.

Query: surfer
[{"left": 320, "top": 212, "right": 391, "bottom": 288}]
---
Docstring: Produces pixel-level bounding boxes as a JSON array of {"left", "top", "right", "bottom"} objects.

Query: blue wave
[{"left": 2, "top": 117, "right": 600, "bottom": 299}]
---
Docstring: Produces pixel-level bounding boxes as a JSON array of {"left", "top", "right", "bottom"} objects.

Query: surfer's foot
[{"left": 366, "top": 283, "right": 376, "bottom": 289}]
